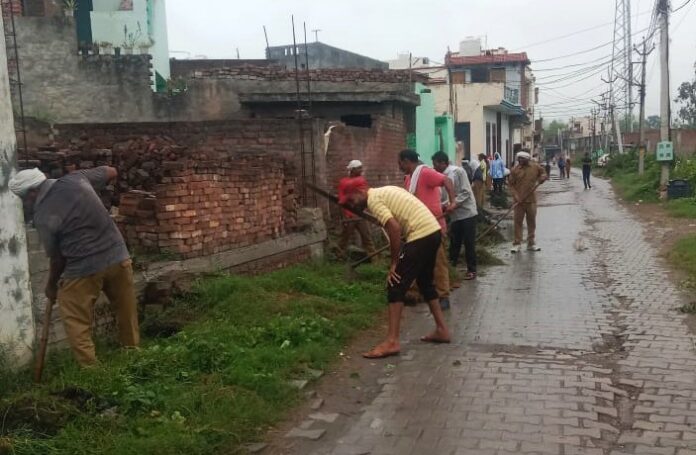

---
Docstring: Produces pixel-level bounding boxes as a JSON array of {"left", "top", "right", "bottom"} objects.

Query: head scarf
[{"left": 8, "top": 168, "right": 46, "bottom": 197}]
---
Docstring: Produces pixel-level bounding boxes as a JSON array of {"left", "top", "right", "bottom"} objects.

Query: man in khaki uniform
[
  {"left": 508, "top": 151, "right": 548, "bottom": 253},
  {"left": 9, "top": 167, "right": 139, "bottom": 366}
]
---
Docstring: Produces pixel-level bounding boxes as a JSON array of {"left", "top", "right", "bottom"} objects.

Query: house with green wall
[{"left": 409, "top": 82, "right": 456, "bottom": 163}]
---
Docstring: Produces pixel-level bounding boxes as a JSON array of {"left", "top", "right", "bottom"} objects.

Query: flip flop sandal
[
  {"left": 464, "top": 272, "right": 477, "bottom": 280},
  {"left": 362, "top": 349, "right": 400, "bottom": 359},
  {"left": 420, "top": 335, "right": 451, "bottom": 344}
]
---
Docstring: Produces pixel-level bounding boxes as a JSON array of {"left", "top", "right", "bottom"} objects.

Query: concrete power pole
[
  {"left": 0, "top": 18, "right": 36, "bottom": 365},
  {"left": 658, "top": 0, "right": 671, "bottom": 189},
  {"left": 635, "top": 37, "right": 655, "bottom": 175}
]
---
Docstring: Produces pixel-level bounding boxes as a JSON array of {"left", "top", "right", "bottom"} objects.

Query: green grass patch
[
  {"left": 0, "top": 263, "right": 385, "bottom": 455},
  {"left": 669, "top": 235, "right": 696, "bottom": 294},
  {"left": 665, "top": 198, "right": 696, "bottom": 219}
]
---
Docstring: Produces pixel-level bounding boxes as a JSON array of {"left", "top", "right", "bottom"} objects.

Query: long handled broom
[{"left": 34, "top": 297, "right": 55, "bottom": 383}]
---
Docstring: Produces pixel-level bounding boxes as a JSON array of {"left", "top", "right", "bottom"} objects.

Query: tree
[
  {"left": 620, "top": 114, "right": 639, "bottom": 131},
  {"left": 645, "top": 115, "right": 661, "bottom": 130},
  {"left": 544, "top": 119, "right": 566, "bottom": 144},
  {"left": 673, "top": 62, "right": 696, "bottom": 129}
]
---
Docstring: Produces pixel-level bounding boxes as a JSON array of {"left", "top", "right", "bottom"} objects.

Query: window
[
  {"left": 490, "top": 67, "right": 506, "bottom": 83},
  {"left": 341, "top": 115, "right": 372, "bottom": 128},
  {"left": 492, "top": 123, "right": 497, "bottom": 156},
  {"left": 471, "top": 67, "right": 489, "bottom": 83},
  {"left": 486, "top": 122, "right": 491, "bottom": 156}
]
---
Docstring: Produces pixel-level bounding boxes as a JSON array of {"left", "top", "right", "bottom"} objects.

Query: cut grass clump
[{"left": 0, "top": 262, "right": 385, "bottom": 455}]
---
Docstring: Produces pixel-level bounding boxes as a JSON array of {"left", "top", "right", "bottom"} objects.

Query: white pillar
[{"left": 0, "top": 19, "right": 35, "bottom": 365}]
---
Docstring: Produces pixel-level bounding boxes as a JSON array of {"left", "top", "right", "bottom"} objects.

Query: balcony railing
[{"left": 504, "top": 86, "right": 520, "bottom": 105}]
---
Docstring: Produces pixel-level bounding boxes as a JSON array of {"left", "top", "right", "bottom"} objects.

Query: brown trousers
[
  {"left": 57, "top": 259, "right": 140, "bottom": 366},
  {"left": 472, "top": 181, "right": 485, "bottom": 209},
  {"left": 408, "top": 242, "right": 450, "bottom": 300},
  {"left": 339, "top": 219, "right": 376, "bottom": 256},
  {"left": 513, "top": 202, "right": 537, "bottom": 246}
]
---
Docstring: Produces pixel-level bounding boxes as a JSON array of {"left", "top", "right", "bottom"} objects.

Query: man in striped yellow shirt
[{"left": 340, "top": 181, "right": 451, "bottom": 359}]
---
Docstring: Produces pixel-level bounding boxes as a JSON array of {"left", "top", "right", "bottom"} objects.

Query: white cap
[
  {"left": 8, "top": 168, "right": 47, "bottom": 197},
  {"left": 346, "top": 160, "right": 363, "bottom": 170},
  {"left": 516, "top": 151, "right": 532, "bottom": 160}
]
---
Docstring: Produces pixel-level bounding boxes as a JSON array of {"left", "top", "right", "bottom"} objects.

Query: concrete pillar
[{"left": 0, "top": 18, "right": 35, "bottom": 365}]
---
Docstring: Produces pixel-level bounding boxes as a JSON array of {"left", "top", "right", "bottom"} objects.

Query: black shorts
[{"left": 387, "top": 231, "right": 441, "bottom": 303}]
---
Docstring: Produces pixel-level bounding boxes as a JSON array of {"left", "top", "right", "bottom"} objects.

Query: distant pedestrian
[
  {"left": 339, "top": 182, "right": 451, "bottom": 359},
  {"left": 479, "top": 153, "right": 490, "bottom": 192},
  {"left": 582, "top": 152, "right": 592, "bottom": 189},
  {"left": 399, "top": 150, "right": 457, "bottom": 309},
  {"left": 337, "top": 160, "right": 376, "bottom": 259},
  {"left": 432, "top": 152, "right": 478, "bottom": 280},
  {"left": 545, "top": 159, "right": 552, "bottom": 177},
  {"left": 565, "top": 156, "right": 571, "bottom": 179},
  {"left": 9, "top": 167, "right": 140, "bottom": 366},
  {"left": 558, "top": 156, "right": 566, "bottom": 179},
  {"left": 471, "top": 155, "right": 485, "bottom": 210},
  {"left": 490, "top": 152, "right": 506, "bottom": 194},
  {"left": 508, "top": 152, "right": 548, "bottom": 253}
]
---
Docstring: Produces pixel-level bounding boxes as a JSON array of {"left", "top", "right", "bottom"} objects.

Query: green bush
[{"left": 673, "top": 158, "right": 696, "bottom": 189}]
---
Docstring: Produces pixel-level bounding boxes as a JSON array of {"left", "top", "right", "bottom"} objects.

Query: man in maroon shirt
[
  {"left": 399, "top": 150, "right": 457, "bottom": 310},
  {"left": 337, "top": 160, "right": 376, "bottom": 258}
]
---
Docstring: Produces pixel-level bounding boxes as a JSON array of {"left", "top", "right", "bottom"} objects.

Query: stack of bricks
[
  {"left": 117, "top": 156, "right": 292, "bottom": 259},
  {"left": 193, "top": 66, "right": 428, "bottom": 83},
  {"left": 24, "top": 119, "right": 305, "bottom": 211}
]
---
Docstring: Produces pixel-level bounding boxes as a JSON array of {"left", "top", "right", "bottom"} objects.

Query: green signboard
[{"left": 656, "top": 141, "right": 674, "bottom": 162}]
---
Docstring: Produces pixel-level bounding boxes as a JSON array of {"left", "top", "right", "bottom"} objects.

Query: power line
[
  {"left": 672, "top": 0, "right": 694, "bottom": 12},
  {"left": 512, "top": 9, "right": 653, "bottom": 51},
  {"left": 530, "top": 26, "right": 649, "bottom": 63}
]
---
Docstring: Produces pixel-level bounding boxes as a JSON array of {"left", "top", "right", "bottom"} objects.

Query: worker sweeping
[
  {"left": 508, "top": 151, "right": 548, "bottom": 253},
  {"left": 339, "top": 180, "right": 451, "bottom": 359},
  {"left": 337, "top": 160, "right": 376, "bottom": 259},
  {"left": 9, "top": 167, "right": 140, "bottom": 367}
]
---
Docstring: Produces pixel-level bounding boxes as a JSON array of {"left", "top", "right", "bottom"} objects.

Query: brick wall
[
  {"left": 118, "top": 156, "right": 292, "bottom": 258},
  {"left": 193, "top": 65, "right": 428, "bottom": 83},
  {"left": 325, "top": 115, "right": 407, "bottom": 220},
  {"left": 622, "top": 129, "right": 696, "bottom": 157},
  {"left": 0, "top": 0, "right": 21, "bottom": 17},
  {"left": 27, "top": 119, "right": 319, "bottom": 206}
]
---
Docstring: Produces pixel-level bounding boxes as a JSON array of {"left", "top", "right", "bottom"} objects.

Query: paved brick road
[{"left": 306, "top": 171, "right": 696, "bottom": 455}]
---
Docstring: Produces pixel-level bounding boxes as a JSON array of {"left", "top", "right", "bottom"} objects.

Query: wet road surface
[{"left": 302, "top": 170, "right": 696, "bottom": 455}]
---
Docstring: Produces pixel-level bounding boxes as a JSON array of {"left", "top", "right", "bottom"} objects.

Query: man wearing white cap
[
  {"left": 9, "top": 166, "right": 139, "bottom": 366},
  {"left": 337, "top": 160, "right": 376, "bottom": 258},
  {"left": 508, "top": 151, "right": 548, "bottom": 253}
]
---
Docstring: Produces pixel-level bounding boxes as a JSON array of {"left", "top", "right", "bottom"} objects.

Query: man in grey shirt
[
  {"left": 9, "top": 166, "right": 139, "bottom": 366},
  {"left": 432, "top": 152, "right": 479, "bottom": 280}
]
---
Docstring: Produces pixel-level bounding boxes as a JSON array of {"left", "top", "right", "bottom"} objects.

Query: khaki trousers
[
  {"left": 339, "top": 219, "right": 376, "bottom": 256},
  {"left": 408, "top": 242, "right": 450, "bottom": 300},
  {"left": 513, "top": 202, "right": 537, "bottom": 246},
  {"left": 57, "top": 259, "right": 140, "bottom": 366},
  {"left": 472, "top": 181, "right": 485, "bottom": 209}
]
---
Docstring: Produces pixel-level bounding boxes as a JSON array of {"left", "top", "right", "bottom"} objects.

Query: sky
[{"left": 165, "top": 0, "right": 696, "bottom": 123}]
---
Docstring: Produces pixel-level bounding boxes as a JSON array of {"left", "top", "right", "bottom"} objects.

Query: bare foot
[
  {"left": 420, "top": 329, "right": 451, "bottom": 344},
  {"left": 363, "top": 340, "right": 401, "bottom": 359}
]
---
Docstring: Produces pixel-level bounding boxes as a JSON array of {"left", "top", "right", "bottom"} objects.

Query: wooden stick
[{"left": 34, "top": 297, "right": 54, "bottom": 383}]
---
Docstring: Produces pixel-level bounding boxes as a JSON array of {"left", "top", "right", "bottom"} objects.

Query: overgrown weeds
[{"left": 0, "top": 262, "right": 384, "bottom": 455}]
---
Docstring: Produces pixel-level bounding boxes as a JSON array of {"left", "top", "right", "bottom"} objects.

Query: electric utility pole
[
  {"left": 603, "top": 72, "right": 624, "bottom": 154},
  {"left": 658, "top": 0, "right": 671, "bottom": 189},
  {"left": 634, "top": 37, "right": 655, "bottom": 175}
]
